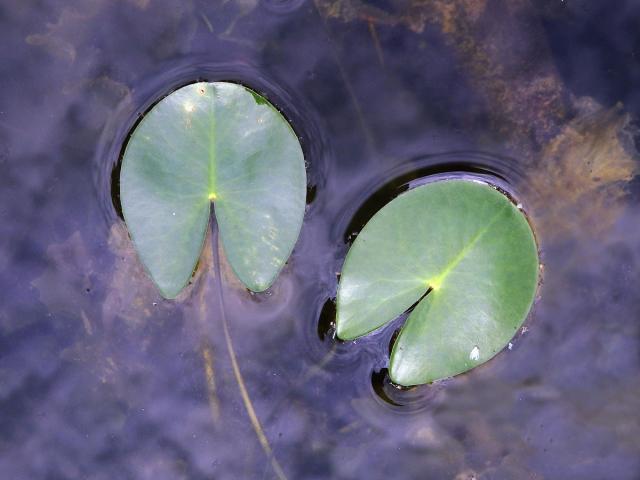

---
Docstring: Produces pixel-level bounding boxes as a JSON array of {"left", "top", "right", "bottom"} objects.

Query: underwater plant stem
[
  {"left": 368, "top": 20, "right": 385, "bottom": 67},
  {"left": 201, "top": 342, "right": 220, "bottom": 422},
  {"left": 209, "top": 220, "right": 287, "bottom": 480},
  {"left": 312, "top": 0, "right": 376, "bottom": 155},
  {"left": 196, "top": 256, "right": 221, "bottom": 424}
]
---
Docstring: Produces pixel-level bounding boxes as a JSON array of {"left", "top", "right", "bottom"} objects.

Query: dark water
[{"left": 2, "top": 1, "right": 640, "bottom": 479}]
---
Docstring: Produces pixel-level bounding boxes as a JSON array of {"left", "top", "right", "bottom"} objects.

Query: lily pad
[
  {"left": 120, "top": 82, "right": 306, "bottom": 298},
  {"left": 336, "top": 180, "right": 539, "bottom": 386}
]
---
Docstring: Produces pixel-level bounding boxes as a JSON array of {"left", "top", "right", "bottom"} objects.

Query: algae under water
[{"left": 1, "top": 1, "right": 640, "bottom": 478}]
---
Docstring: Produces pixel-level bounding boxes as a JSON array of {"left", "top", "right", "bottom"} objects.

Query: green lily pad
[
  {"left": 336, "top": 180, "right": 539, "bottom": 386},
  {"left": 120, "top": 82, "right": 306, "bottom": 298}
]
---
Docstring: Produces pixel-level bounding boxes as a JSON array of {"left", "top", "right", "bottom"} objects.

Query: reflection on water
[{"left": 1, "top": 0, "right": 640, "bottom": 478}]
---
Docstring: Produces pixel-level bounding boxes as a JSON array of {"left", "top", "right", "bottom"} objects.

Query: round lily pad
[
  {"left": 120, "top": 82, "right": 306, "bottom": 298},
  {"left": 336, "top": 180, "right": 539, "bottom": 386}
]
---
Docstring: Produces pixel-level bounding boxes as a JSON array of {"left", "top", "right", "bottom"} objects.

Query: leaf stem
[{"left": 209, "top": 219, "right": 287, "bottom": 480}]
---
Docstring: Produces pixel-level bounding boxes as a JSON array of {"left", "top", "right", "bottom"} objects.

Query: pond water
[{"left": 2, "top": 1, "right": 640, "bottom": 479}]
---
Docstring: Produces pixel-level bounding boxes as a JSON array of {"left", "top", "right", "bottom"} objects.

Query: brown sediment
[
  {"left": 25, "top": 4, "right": 98, "bottom": 63},
  {"left": 103, "top": 223, "right": 161, "bottom": 327},
  {"left": 415, "top": 0, "right": 569, "bottom": 153},
  {"left": 316, "top": 0, "right": 570, "bottom": 154},
  {"left": 525, "top": 99, "right": 637, "bottom": 240},
  {"left": 420, "top": 2, "right": 638, "bottom": 240}
]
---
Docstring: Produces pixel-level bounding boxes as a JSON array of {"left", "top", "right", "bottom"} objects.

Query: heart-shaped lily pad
[
  {"left": 336, "top": 180, "right": 539, "bottom": 386},
  {"left": 120, "top": 82, "right": 306, "bottom": 298}
]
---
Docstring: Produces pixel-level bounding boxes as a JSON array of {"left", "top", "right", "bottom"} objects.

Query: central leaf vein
[{"left": 427, "top": 204, "right": 509, "bottom": 291}]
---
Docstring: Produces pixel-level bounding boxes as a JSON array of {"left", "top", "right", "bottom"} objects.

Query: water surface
[{"left": 1, "top": 1, "right": 640, "bottom": 479}]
